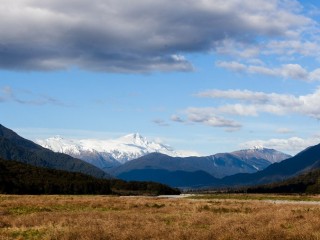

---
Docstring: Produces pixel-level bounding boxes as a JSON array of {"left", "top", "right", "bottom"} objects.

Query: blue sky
[{"left": 1, "top": 0, "right": 320, "bottom": 155}]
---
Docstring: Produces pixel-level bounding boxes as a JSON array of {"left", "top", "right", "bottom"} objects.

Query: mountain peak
[
  {"left": 50, "top": 135, "right": 64, "bottom": 140},
  {"left": 0, "top": 124, "right": 18, "bottom": 138},
  {"left": 250, "top": 145, "right": 264, "bottom": 150},
  {"left": 232, "top": 147, "right": 291, "bottom": 164},
  {"left": 121, "top": 133, "right": 145, "bottom": 141}
]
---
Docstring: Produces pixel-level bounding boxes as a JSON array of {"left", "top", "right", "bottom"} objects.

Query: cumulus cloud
[
  {"left": 195, "top": 88, "right": 320, "bottom": 120},
  {"left": 216, "top": 61, "right": 320, "bottom": 81},
  {"left": 240, "top": 136, "right": 320, "bottom": 154},
  {"left": 265, "top": 40, "right": 320, "bottom": 57},
  {"left": 214, "top": 39, "right": 261, "bottom": 58},
  {"left": 182, "top": 107, "right": 242, "bottom": 131},
  {"left": 173, "top": 87, "right": 320, "bottom": 130},
  {"left": 216, "top": 38, "right": 320, "bottom": 61},
  {"left": 0, "top": 0, "right": 312, "bottom": 72}
]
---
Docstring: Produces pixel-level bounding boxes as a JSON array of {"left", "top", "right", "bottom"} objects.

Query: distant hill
[
  {"left": 111, "top": 147, "right": 290, "bottom": 187},
  {"left": 0, "top": 124, "right": 112, "bottom": 179},
  {"left": 112, "top": 153, "right": 252, "bottom": 179},
  {"left": 219, "top": 143, "right": 320, "bottom": 188},
  {"left": 113, "top": 148, "right": 290, "bottom": 179},
  {"left": 0, "top": 158, "right": 180, "bottom": 195}
]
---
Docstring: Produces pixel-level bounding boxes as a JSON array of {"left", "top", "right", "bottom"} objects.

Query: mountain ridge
[
  {"left": 112, "top": 147, "right": 291, "bottom": 183},
  {"left": 0, "top": 124, "right": 112, "bottom": 179},
  {"left": 117, "top": 143, "right": 320, "bottom": 188},
  {"left": 36, "top": 134, "right": 200, "bottom": 169}
]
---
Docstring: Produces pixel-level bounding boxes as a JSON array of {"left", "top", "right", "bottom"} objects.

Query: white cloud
[
  {"left": 281, "top": 64, "right": 309, "bottom": 80},
  {"left": 183, "top": 107, "right": 242, "bottom": 131},
  {"left": 215, "top": 39, "right": 260, "bottom": 58},
  {"left": 195, "top": 88, "right": 320, "bottom": 120},
  {"left": 240, "top": 136, "right": 320, "bottom": 154},
  {"left": 309, "top": 69, "right": 320, "bottom": 81},
  {"left": 173, "top": 88, "right": 320, "bottom": 130},
  {"left": 217, "top": 61, "right": 320, "bottom": 81},
  {"left": 215, "top": 104, "right": 259, "bottom": 116},
  {"left": 265, "top": 40, "right": 320, "bottom": 57},
  {"left": 0, "top": 0, "right": 313, "bottom": 72},
  {"left": 196, "top": 89, "right": 271, "bottom": 103},
  {"left": 216, "top": 61, "right": 247, "bottom": 72}
]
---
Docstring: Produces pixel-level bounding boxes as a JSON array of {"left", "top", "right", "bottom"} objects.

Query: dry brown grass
[{"left": 1, "top": 194, "right": 320, "bottom": 239}]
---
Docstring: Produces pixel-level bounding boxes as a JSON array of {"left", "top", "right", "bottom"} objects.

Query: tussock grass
[
  {"left": 188, "top": 193, "right": 320, "bottom": 201},
  {"left": 1, "top": 194, "right": 320, "bottom": 239}
]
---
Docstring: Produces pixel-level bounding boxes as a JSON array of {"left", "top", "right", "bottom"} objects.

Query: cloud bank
[
  {"left": 217, "top": 61, "right": 320, "bottom": 81},
  {"left": 196, "top": 88, "right": 320, "bottom": 120},
  {"left": 172, "top": 87, "right": 320, "bottom": 131},
  {"left": 0, "top": 0, "right": 312, "bottom": 72},
  {"left": 171, "top": 108, "right": 242, "bottom": 131}
]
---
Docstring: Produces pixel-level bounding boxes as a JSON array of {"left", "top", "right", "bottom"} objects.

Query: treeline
[
  {"left": 110, "top": 179, "right": 181, "bottom": 195},
  {"left": 246, "top": 169, "right": 320, "bottom": 194},
  {"left": 0, "top": 159, "right": 180, "bottom": 195}
]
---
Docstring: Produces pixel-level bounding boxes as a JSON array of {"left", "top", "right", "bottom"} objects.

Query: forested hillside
[{"left": 0, "top": 158, "right": 180, "bottom": 195}]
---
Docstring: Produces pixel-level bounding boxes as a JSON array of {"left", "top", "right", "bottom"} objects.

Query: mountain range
[
  {"left": 37, "top": 134, "right": 290, "bottom": 178},
  {"left": 36, "top": 134, "right": 198, "bottom": 170},
  {"left": 117, "top": 143, "right": 320, "bottom": 188},
  {"left": 113, "top": 148, "right": 290, "bottom": 179},
  {"left": 3, "top": 123, "right": 320, "bottom": 190}
]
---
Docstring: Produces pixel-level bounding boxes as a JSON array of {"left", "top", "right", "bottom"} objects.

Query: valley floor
[{"left": 0, "top": 194, "right": 320, "bottom": 239}]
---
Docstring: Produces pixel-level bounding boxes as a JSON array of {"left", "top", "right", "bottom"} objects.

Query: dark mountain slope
[
  {"left": 113, "top": 148, "right": 290, "bottom": 179},
  {"left": 112, "top": 152, "right": 257, "bottom": 178},
  {"left": 246, "top": 168, "right": 320, "bottom": 194},
  {"left": 220, "top": 143, "right": 320, "bottom": 187},
  {"left": 0, "top": 124, "right": 111, "bottom": 179},
  {"left": 112, "top": 153, "right": 258, "bottom": 179},
  {"left": 118, "top": 169, "right": 218, "bottom": 188}
]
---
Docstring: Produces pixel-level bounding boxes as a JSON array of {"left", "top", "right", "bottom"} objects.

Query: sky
[{"left": 1, "top": 0, "right": 320, "bottom": 156}]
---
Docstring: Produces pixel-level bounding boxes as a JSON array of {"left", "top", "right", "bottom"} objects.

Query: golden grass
[{"left": 1, "top": 194, "right": 320, "bottom": 239}]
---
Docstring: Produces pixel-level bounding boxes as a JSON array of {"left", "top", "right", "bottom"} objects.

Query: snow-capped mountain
[
  {"left": 36, "top": 133, "right": 198, "bottom": 170},
  {"left": 231, "top": 147, "right": 291, "bottom": 164}
]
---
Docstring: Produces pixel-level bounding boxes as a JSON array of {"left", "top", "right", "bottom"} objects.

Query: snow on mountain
[
  {"left": 231, "top": 147, "right": 291, "bottom": 164},
  {"left": 36, "top": 133, "right": 198, "bottom": 169}
]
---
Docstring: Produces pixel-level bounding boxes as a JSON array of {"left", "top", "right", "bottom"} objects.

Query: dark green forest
[
  {"left": 247, "top": 169, "right": 320, "bottom": 194},
  {"left": 0, "top": 158, "right": 180, "bottom": 195}
]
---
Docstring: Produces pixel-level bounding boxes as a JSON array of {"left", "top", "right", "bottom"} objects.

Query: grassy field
[
  {"left": 187, "top": 193, "right": 320, "bottom": 201},
  {"left": 1, "top": 194, "right": 320, "bottom": 239}
]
